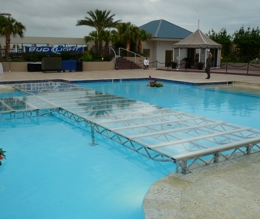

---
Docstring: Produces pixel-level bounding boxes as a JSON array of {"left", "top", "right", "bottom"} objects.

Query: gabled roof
[
  {"left": 139, "top": 19, "right": 192, "bottom": 39},
  {"left": 173, "top": 29, "right": 222, "bottom": 49}
]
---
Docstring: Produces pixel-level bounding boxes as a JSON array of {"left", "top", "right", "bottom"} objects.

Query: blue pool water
[
  {"left": 78, "top": 80, "right": 260, "bottom": 129},
  {"left": 0, "top": 116, "right": 173, "bottom": 219},
  {"left": 1, "top": 80, "right": 260, "bottom": 219},
  {"left": 0, "top": 91, "right": 24, "bottom": 98}
]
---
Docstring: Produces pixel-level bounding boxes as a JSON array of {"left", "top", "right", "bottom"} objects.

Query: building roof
[
  {"left": 172, "top": 29, "right": 222, "bottom": 49},
  {"left": 139, "top": 19, "right": 192, "bottom": 39}
]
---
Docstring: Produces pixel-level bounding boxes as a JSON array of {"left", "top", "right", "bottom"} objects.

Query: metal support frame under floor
[
  {"left": 55, "top": 108, "right": 260, "bottom": 174},
  {"left": 55, "top": 108, "right": 173, "bottom": 162},
  {"left": 2, "top": 81, "right": 260, "bottom": 174}
]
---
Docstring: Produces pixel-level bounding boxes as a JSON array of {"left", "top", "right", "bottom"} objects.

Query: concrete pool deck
[
  {"left": 1, "top": 68, "right": 260, "bottom": 85},
  {"left": 1, "top": 68, "right": 260, "bottom": 219}
]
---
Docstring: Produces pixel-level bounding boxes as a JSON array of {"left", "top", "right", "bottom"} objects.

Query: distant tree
[
  {"left": 233, "top": 26, "right": 260, "bottom": 62},
  {"left": 137, "top": 29, "right": 152, "bottom": 53},
  {"left": 84, "top": 31, "right": 99, "bottom": 52},
  {"left": 99, "top": 30, "right": 113, "bottom": 54},
  {"left": 77, "top": 9, "right": 121, "bottom": 53},
  {"left": 0, "top": 13, "right": 11, "bottom": 16},
  {"left": 116, "top": 22, "right": 140, "bottom": 52},
  {"left": 0, "top": 15, "right": 26, "bottom": 55},
  {"left": 109, "top": 29, "right": 125, "bottom": 52},
  {"left": 110, "top": 29, "right": 120, "bottom": 46},
  {"left": 206, "top": 28, "right": 232, "bottom": 58}
]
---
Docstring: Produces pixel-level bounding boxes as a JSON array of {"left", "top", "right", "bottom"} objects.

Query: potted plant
[
  {"left": 171, "top": 61, "right": 177, "bottom": 69},
  {"left": 197, "top": 62, "right": 204, "bottom": 70},
  {"left": 183, "top": 58, "right": 191, "bottom": 68},
  {"left": 0, "top": 148, "right": 6, "bottom": 166}
]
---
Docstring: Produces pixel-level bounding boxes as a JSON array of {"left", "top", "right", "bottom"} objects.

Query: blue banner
[{"left": 25, "top": 46, "right": 83, "bottom": 54}]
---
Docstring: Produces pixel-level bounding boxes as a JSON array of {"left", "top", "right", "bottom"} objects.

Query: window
[{"left": 143, "top": 49, "right": 150, "bottom": 57}]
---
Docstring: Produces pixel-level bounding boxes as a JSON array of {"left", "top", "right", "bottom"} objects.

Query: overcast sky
[{"left": 1, "top": 0, "right": 260, "bottom": 38}]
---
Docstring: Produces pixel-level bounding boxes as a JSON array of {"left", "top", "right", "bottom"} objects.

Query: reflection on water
[
  {"left": 78, "top": 81, "right": 260, "bottom": 130},
  {"left": 0, "top": 97, "right": 27, "bottom": 112},
  {"left": 77, "top": 90, "right": 138, "bottom": 117}
]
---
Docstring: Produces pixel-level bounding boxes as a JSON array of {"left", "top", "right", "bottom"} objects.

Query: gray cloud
[{"left": 1, "top": 0, "right": 260, "bottom": 38}]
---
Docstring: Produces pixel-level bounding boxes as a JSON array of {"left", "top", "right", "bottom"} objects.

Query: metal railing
[
  {"left": 154, "top": 60, "right": 260, "bottom": 76},
  {"left": 118, "top": 47, "right": 144, "bottom": 64}
]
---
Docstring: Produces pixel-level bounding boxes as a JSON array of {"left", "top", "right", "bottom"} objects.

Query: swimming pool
[{"left": 1, "top": 80, "right": 260, "bottom": 219}]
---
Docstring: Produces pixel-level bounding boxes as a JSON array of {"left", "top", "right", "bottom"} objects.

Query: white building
[{"left": 139, "top": 19, "right": 192, "bottom": 67}]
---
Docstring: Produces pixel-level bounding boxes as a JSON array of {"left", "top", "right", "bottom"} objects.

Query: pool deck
[
  {"left": 1, "top": 68, "right": 260, "bottom": 85},
  {"left": 1, "top": 68, "right": 260, "bottom": 219}
]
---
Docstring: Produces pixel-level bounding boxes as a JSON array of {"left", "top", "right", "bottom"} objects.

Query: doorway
[
  {"left": 186, "top": 48, "right": 195, "bottom": 67},
  {"left": 165, "top": 50, "right": 173, "bottom": 67}
]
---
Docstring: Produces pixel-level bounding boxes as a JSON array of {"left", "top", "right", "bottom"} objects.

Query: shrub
[
  {"left": 99, "top": 53, "right": 113, "bottom": 61},
  {"left": 80, "top": 52, "right": 93, "bottom": 61}
]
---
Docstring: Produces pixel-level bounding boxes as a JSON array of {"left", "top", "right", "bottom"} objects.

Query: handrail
[
  {"left": 109, "top": 47, "right": 117, "bottom": 69},
  {"left": 118, "top": 47, "right": 144, "bottom": 64}
]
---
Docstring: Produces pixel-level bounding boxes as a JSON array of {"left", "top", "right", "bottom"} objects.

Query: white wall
[
  {"left": 143, "top": 40, "right": 183, "bottom": 67},
  {"left": 142, "top": 40, "right": 154, "bottom": 58},
  {"left": 154, "top": 41, "right": 171, "bottom": 67}
]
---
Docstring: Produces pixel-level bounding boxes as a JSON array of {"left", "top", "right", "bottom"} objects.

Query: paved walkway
[
  {"left": 1, "top": 68, "right": 260, "bottom": 219},
  {"left": 1, "top": 68, "right": 260, "bottom": 84}
]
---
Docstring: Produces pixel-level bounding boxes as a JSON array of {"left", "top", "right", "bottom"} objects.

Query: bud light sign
[{"left": 25, "top": 46, "right": 83, "bottom": 54}]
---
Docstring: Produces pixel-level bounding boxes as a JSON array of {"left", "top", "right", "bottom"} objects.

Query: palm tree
[
  {"left": 77, "top": 9, "right": 121, "bottom": 52},
  {"left": 0, "top": 15, "right": 26, "bottom": 55},
  {"left": 110, "top": 29, "right": 119, "bottom": 45},
  {"left": 116, "top": 22, "right": 139, "bottom": 52},
  {"left": 0, "top": 13, "right": 11, "bottom": 17},
  {"left": 84, "top": 31, "right": 99, "bottom": 52},
  {"left": 137, "top": 29, "right": 152, "bottom": 53},
  {"left": 99, "top": 30, "right": 112, "bottom": 54}
]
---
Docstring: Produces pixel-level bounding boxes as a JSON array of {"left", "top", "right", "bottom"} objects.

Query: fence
[{"left": 156, "top": 60, "right": 260, "bottom": 76}]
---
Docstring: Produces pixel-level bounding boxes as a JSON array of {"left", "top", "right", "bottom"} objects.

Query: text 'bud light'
[{"left": 25, "top": 46, "right": 83, "bottom": 54}]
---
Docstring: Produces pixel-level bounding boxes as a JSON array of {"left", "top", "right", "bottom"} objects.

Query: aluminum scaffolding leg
[
  {"left": 246, "top": 144, "right": 253, "bottom": 154},
  {"left": 176, "top": 160, "right": 189, "bottom": 174},
  {"left": 214, "top": 152, "right": 220, "bottom": 163},
  {"left": 89, "top": 122, "right": 97, "bottom": 146}
]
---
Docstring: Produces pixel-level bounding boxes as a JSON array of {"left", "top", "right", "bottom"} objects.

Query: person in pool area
[
  {"left": 143, "top": 57, "right": 149, "bottom": 69},
  {"left": 205, "top": 51, "right": 212, "bottom": 79}
]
